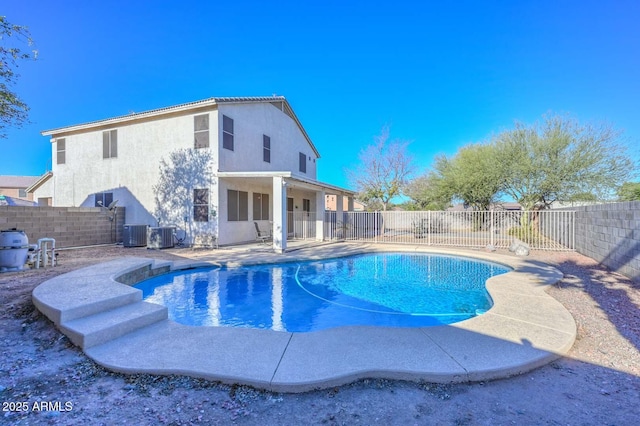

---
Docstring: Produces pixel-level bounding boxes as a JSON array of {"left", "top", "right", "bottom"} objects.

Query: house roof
[
  {"left": 26, "top": 171, "right": 53, "bottom": 193},
  {"left": 0, "top": 175, "right": 40, "bottom": 188},
  {"left": 41, "top": 96, "right": 321, "bottom": 158}
]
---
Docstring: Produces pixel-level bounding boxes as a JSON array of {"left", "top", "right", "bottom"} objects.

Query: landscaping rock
[{"left": 509, "top": 239, "right": 530, "bottom": 256}]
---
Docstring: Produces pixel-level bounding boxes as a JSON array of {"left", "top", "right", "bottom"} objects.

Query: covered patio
[{"left": 216, "top": 172, "right": 356, "bottom": 252}]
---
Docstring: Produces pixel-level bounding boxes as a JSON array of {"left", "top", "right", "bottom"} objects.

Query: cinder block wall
[
  {"left": 0, "top": 206, "right": 125, "bottom": 248},
  {"left": 557, "top": 202, "right": 640, "bottom": 282}
]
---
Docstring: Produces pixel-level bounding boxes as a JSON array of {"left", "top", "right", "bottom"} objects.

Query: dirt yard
[{"left": 1, "top": 245, "right": 639, "bottom": 425}]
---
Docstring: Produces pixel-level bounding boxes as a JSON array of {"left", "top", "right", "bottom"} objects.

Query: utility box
[
  {"left": 147, "top": 227, "right": 175, "bottom": 249},
  {"left": 123, "top": 224, "right": 148, "bottom": 248}
]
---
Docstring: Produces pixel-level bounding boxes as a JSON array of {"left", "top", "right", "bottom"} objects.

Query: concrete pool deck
[{"left": 32, "top": 243, "right": 576, "bottom": 393}]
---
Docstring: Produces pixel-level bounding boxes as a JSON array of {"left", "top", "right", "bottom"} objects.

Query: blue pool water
[{"left": 135, "top": 253, "right": 510, "bottom": 332}]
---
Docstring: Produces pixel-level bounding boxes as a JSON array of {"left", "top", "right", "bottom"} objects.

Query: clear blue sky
[{"left": 3, "top": 0, "right": 639, "bottom": 189}]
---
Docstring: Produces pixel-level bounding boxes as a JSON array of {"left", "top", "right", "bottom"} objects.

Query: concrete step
[
  {"left": 60, "top": 301, "right": 168, "bottom": 349},
  {"left": 33, "top": 278, "right": 142, "bottom": 325}
]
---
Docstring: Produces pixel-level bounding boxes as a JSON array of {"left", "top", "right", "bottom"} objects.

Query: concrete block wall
[
  {"left": 556, "top": 202, "right": 640, "bottom": 282},
  {"left": 0, "top": 206, "right": 125, "bottom": 248}
]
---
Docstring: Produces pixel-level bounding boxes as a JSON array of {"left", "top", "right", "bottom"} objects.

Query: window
[
  {"left": 56, "top": 139, "right": 66, "bottom": 164},
  {"left": 263, "top": 135, "right": 271, "bottom": 163},
  {"left": 299, "top": 152, "right": 306, "bottom": 173},
  {"left": 18, "top": 189, "right": 27, "bottom": 198},
  {"left": 194, "top": 188, "right": 209, "bottom": 222},
  {"left": 303, "top": 198, "right": 311, "bottom": 214},
  {"left": 253, "top": 192, "right": 270, "bottom": 220},
  {"left": 227, "top": 189, "right": 248, "bottom": 221},
  {"left": 194, "top": 114, "right": 209, "bottom": 149},
  {"left": 223, "top": 115, "right": 234, "bottom": 151},
  {"left": 103, "top": 130, "right": 117, "bottom": 159},
  {"left": 95, "top": 192, "right": 113, "bottom": 207}
]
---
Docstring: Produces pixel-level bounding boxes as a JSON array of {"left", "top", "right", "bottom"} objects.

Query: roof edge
[
  {"left": 26, "top": 171, "right": 53, "bottom": 193},
  {"left": 40, "top": 96, "right": 288, "bottom": 136}
]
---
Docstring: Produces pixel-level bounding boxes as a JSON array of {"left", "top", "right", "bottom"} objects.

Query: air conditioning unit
[
  {"left": 147, "top": 227, "right": 175, "bottom": 249},
  {"left": 123, "top": 224, "right": 148, "bottom": 247}
]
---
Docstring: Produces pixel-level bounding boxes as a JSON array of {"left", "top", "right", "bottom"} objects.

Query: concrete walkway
[{"left": 32, "top": 244, "right": 576, "bottom": 393}]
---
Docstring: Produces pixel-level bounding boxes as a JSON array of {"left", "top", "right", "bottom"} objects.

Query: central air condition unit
[
  {"left": 123, "top": 224, "right": 148, "bottom": 247},
  {"left": 147, "top": 227, "right": 175, "bottom": 249}
]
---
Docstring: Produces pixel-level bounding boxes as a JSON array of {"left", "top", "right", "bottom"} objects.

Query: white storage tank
[{"left": 0, "top": 229, "right": 29, "bottom": 272}]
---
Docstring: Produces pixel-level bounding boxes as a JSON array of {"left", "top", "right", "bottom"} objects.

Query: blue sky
[{"left": 3, "top": 0, "right": 639, "bottom": 189}]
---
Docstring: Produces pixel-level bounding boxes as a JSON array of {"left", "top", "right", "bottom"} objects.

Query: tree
[
  {"left": 495, "top": 114, "right": 634, "bottom": 210},
  {"left": 153, "top": 148, "right": 214, "bottom": 243},
  {"left": 617, "top": 182, "right": 640, "bottom": 201},
  {"left": 435, "top": 144, "right": 503, "bottom": 211},
  {"left": 1, "top": 16, "right": 36, "bottom": 137},
  {"left": 403, "top": 172, "right": 451, "bottom": 210},
  {"left": 348, "top": 126, "right": 414, "bottom": 211}
]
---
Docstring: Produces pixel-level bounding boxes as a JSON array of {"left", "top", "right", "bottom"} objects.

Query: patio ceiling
[{"left": 215, "top": 171, "right": 355, "bottom": 197}]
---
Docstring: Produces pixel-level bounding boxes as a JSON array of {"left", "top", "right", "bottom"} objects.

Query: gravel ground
[{"left": 1, "top": 245, "right": 639, "bottom": 425}]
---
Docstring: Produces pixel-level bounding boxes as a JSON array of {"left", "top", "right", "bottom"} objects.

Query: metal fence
[
  {"left": 322, "top": 210, "right": 575, "bottom": 251},
  {"left": 288, "top": 211, "right": 318, "bottom": 240}
]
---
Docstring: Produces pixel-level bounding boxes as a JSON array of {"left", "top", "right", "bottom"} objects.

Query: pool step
[
  {"left": 33, "top": 278, "right": 143, "bottom": 325},
  {"left": 60, "top": 301, "right": 168, "bottom": 349}
]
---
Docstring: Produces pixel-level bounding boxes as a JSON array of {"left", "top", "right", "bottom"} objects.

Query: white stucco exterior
[{"left": 41, "top": 97, "right": 353, "bottom": 250}]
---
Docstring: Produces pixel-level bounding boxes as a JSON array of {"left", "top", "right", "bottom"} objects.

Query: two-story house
[{"left": 41, "top": 96, "right": 355, "bottom": 252}]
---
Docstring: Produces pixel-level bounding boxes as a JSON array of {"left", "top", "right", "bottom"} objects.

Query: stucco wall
[
  {"left": 50, "top": 108, "right": 219, "bottom": 220},
  {"left": 217, "top": 103, "right": 318, "bottom": 178},
  {"left": 0, "top": 206, "right": 125, "bottom": 248},
  {"left": 555, "top": 202, "right": 640, "bottom": 282}
]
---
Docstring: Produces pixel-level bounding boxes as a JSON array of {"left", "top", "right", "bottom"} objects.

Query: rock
[
  {"left": 509, "top": 239, "right": 530, "bottom": 256},
  {"left": 485, "top": 244, "right": 496, "bottom": 252},
  {"left": 515, "top": 243, "right": 530, "bottom": 256}
]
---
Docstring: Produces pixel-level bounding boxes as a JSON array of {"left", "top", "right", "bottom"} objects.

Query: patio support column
[
  {"left": 272, "top": 176, "right": 287, "bottom": 253},
  {"left": 315, "top": 190, "right": 325, "bottom": 241},
  {"left": 336, "top": 193, "right": 344, "bottom": 240}
]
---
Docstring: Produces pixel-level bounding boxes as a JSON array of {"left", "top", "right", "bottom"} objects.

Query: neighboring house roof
[
  {"left": 0, "top": 175, "right": 40, "bottom": 189},
  {"left": 41, "top": 96, "right": 321, "bottom": 158},
  {"left": 0, "top": 195, "right": 38, "bottom": 206},
  {"left": 26, "top": 171, "right": 53, "bottom": 193}
]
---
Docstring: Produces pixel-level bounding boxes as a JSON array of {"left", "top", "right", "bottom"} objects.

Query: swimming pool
[{"left": 135, "top": 252, "right": 510, "bottom": 332}]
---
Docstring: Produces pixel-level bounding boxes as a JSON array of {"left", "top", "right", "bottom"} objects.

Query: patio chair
[{"left": 254, "top": 222, "right": 271, "bottom": 244}]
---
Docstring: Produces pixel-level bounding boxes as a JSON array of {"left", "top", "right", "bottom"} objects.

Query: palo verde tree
[
  {"left": 403, "top": 172, "right": 451, "bottom": 211},
  {"left": 495, "top": 114, "right": 634, "bottom": 210},
  {"left": 1, "top": 16, "right": 36, "bottom": 137},
  {"left": 617, "top": 181, "right": 640, "bottom": 201},
  {"left": 348, "top": 126, "right": 414, "bottom": 211},
  {"left": 435, "top": 143, "right": 503, "bottom": 211},
  {"left": 153, "top": 148, "right": 214, "bottom": 241}
]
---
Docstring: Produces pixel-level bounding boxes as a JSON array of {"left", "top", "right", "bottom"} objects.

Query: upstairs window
[
  {"left": 194, "top": 114, "right": 209, "bottom": 149},
  {"left": 56, "top": 139, "right": 66, "bottom": 164},
  {"left": 194, "top": 188, "right": 209, "bottom": 222},
  {"left": 299, "top": 152, "right": 306, "bottom": 173},
  {"left": 223, "top": 115, "right": 234, "bottom": 151},
  {"left": 103, "top": 130, "right": 117, "bottom": 159},
  {"left": 263, "top": 135, "right": 271, "bottom": 163},
  {"left": 18, "top": 189, "right": 27, "bottom": 198},
  {"left": 227, "top": 189, "right": 248, "bottom": 221},
  {"left": 253, "top": 192, "right": 270, "bottom": 220}
]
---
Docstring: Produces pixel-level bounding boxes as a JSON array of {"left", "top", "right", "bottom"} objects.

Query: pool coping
[{"left": 32, "top": 244, "right": 576, "bottom": 393}]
